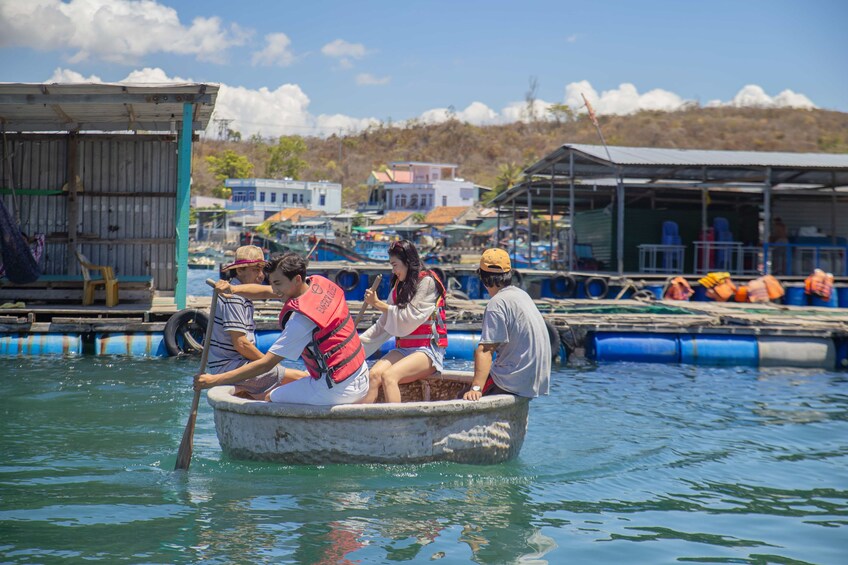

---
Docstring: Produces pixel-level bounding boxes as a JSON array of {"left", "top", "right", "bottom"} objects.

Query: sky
[{"left": 1, "top": 0, "right": 846, "bottom": 138}]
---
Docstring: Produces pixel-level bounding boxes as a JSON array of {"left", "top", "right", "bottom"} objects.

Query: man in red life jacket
[{"left": 194, "top": 253, "right": 369, "bottom": 405}]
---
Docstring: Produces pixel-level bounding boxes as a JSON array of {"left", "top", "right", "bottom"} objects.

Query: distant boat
[
  {"left": 207, "top": 370, "right": 529, "bottom": 464},
  {"left": 187, "top": 255, "right": 217, "bottom": 270}
]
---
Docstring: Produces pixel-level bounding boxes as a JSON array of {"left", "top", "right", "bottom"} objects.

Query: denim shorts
[{"left": 395, "top": 344, "right": 445, "bottom": 373}]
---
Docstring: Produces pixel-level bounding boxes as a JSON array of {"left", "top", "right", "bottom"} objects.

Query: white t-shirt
[
  {"left": 480, "top": 285, "right": 551, "bottom": 398},
  {"left": 268, "top": 311, "right": 316, "bottom": 360}
]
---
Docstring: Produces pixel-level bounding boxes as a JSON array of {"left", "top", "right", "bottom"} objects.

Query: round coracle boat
[{"left": 206, "top": 370, "right": 530, "bottom": 465}]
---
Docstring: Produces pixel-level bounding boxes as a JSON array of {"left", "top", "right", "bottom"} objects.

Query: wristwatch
[{"left": 471, "top": 385, "right": 482, "bottom": 392}]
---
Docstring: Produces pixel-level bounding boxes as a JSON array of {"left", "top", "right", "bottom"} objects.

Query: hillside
[{"left": 191, "top": 107, "right": 848, "bottom": 206}]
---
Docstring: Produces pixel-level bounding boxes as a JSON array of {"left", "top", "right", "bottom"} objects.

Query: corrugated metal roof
[
  {"left": 0, "top": 82, "right": 218, "bottom": 132},
  {"left": 524, "top": 143, "right": 848, "bottom": 187},
  {"left": 564, "top": 144, "right": 848, "bottom": 168}
]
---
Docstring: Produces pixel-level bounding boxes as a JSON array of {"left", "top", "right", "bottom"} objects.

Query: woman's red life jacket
[
  {"left": 278, "top": 275, "right": 365, "bottom": 387},
  {"left": 394, "top": 271, "right": 449, "bottom": 349},
  {"left": 805, "top": 269, "right": 834, "bottom": 300}
]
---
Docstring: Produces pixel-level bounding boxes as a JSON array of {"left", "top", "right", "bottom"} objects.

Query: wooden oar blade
[
  {"left": 353, "top": 273, "right": 382, "bottom": 327},
  {"left": 174, "top": 390, "right": 201, "bottom": 471},
  {"left": 173, "top": 279, "right": 219, "bottom": 472}
]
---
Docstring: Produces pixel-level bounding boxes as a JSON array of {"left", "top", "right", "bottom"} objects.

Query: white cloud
[
  {"left": 725, "top": 84, "right": 816, "bottom": 109},
  {"left": 565, "top": 81, "right": 685, "bottom": 115},
  {"left": 321, "top": 39, "right": 366, "bottom": 60},
  {"left": 500, "top": 99, "right": 554, "bottom": 123},
  {"left": 47, "top": 67, "right": 102, "bottom": 83},
  {"left": 251, "top": 33, "right": 295, "bottom": 67},
  {"left": 0, "top": 0, "right": 247, "bottom": 64},
  {"left": 566, "top": 34, "right": 579, "bottom": 43},
  {"left": 356, "top": 73, "right": 390, "bottom": 86},
  {"left": 43, "top": 68, "right": 818, "bottom": 137}
]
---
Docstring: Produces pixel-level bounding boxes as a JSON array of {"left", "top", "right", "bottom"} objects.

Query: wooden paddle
[
  {"left": 354, "top": 274, "right": 382, "bottom": 327},
  {"left": 174, "top": 278, "right": 219, "bottom": 471}
]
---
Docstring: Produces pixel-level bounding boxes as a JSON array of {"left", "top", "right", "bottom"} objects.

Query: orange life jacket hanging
[
  {"left": 279, "top": 275, "right": 365, "bottom": 387},
  {"left": 394, "top": 271, "right": 449, "bottom": 349},
  {"left": 664, "top": 276, "right": 694, "bottom": 301},
  {"left": 804, "top": 269, "right": 834, "bottom": 300}
]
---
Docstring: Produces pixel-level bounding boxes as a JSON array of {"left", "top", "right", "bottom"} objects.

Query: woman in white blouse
[{"left": 358, "top": 240, "right": 448, "bottom": 403}]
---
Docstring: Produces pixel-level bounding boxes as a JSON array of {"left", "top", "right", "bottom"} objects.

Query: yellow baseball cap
[{"left": 479, "top": 248, "right": 511, "bottom": 273}]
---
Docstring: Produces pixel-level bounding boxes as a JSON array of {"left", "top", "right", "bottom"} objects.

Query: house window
[
  {"left": 259, "top": 192, "right": 266, "bottom": 202},
  {"left": 410, "top": 195, "right": 418, "bottom": 208},
  {"left": 400, "top": 194, "right": 407, "bottom": 208},
  {"left": 299, "top": 193, "right": 304, "bottom": 203},
  {"left": 320, "top": 194, "right": 326, "bottom": 206},
  {"left": 442, "top": 195, "right": 447, "bottom": 206},
  {"left": 282, "top": 193, "right": 288, "bottom": 203},
  {"left": 395, "top": 195, "right": 400, "bottom": 208},
  {"left": 271, "top": 192, "right": 276, "bottom": 203}
]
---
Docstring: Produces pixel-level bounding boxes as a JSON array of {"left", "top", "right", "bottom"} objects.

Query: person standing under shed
[{"left": 463, "top": 248, "right": 551, "bottom": 401}]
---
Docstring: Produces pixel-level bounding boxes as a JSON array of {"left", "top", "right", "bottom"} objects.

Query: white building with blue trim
[{"left": 225, "top": 178, "right": 342, "bottom": 224}]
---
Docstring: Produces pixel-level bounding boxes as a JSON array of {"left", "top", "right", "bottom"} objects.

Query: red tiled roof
[
  {"left": 265, "top": 208, "right": 323, "bottom": 223},
  {"left": 424, "top": 206, "right": 471, "bottom": 225},
  {"left": 373, "top": 211, "right": 413, "bottom": 225}
]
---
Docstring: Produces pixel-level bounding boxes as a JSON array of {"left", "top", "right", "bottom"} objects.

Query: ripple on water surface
[{"left": 1, "top": 356, "right": 846, "bottom": 563}]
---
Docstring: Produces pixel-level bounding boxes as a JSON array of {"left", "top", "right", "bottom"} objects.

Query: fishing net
[{"left": 0, "top": 197, "right": 42, "bottom": 283}]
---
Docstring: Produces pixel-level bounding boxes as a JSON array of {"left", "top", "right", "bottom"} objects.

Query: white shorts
[{"left": 268, "top": 362, "right": 369, "bottom": 405}]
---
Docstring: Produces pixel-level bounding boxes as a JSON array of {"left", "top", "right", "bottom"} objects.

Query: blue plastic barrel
[
  {"left": 256, "top": 330, "right": 276, "bottom": 353},
  {"left": 445, "top": 332, "right": 480, "bottom": 360},
  {"left": 836, "top": 339, "right": 848, "bottom": 370},
  {"left": 785, "top": 287, "right": 808, "bottom": 306},
  {"left": 692, "top": 286, "right": 708, "bottom": 302},
  {"left": 837, "top": 287, "right": 848, "bottom": 309},
  {"left": 377, "top": 273, "right": 393, "bottom": 300},
  {"left": 811, "top": 292, "right": 839, "bottom": 308},
  {"left": 645, "top": 285, "right": 664, "bottom": 299},
  {"left": 0, "top": 333, "right": 82, "bottom": 356},
  {"left": 587, "top": 332, "right": 680, "bottom": 363},
  {"left": 680, "top": 334, "right": 758, "bottom": 367},
  {"left": 95, "top": 333, "right": 167, "bottom": 357}
]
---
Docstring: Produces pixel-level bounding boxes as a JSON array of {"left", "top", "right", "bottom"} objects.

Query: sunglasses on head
[{"left": 389, "top": 241, "right": 404, "bottom": 252}]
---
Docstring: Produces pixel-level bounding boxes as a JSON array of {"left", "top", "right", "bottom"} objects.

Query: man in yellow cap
[
  {"left": 207, "top": 245, "right": 306, "bottom": 399},
  {"left": 463, "top": 248, "right": 551, "bottom": 401}
]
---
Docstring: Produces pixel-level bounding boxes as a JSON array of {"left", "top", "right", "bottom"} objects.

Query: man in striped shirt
[{"left": 207, "top": 245, "right": 307, "bottom": 399}]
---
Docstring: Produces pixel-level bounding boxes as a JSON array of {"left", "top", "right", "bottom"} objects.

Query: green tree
[
  {"left": 267, "top": 135, "right": 308, "bottom": 179},
  {"left": 548, "top": 103, "right": 576, "bottom": 125},
  {"left": 206, "top": 149, "right": 254, "bottom": 199},
  {"left": 411, "top": 212, "right": 426, "bottom": 223},
  {"left": 495, "top": 162, "right": 523, "bottom": 192}
]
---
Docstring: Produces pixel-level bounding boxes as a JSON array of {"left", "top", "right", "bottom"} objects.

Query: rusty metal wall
[{"left": 0, "top": 134, "right": 178, "bottom": 290}]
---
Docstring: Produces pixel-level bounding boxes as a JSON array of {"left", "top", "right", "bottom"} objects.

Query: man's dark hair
[
  {"left": 267, "top": 252, "right": 308, "bottom": 281},
  {"left": 477, "top": 268, "right": 512, "bottom": 289}
]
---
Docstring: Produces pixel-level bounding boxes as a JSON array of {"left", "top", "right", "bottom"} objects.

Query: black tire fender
[
  {"left": 632, "top": 289, "right": 655, "bottom": 301},
  {"left": 585, "top": 276, "right": 609, "bottom": 300},
  {"left": 334, "top": 268, "right": 360, "bottom": 292},
  {"left": 550, "top": 272, "right": 577, "bottom": 298},
  {"left": 450, "top": 289, "right": 470, "bottom": 301},
  {"left": 544, "top": 319, "right": 563, "bottom": 362},
  {"left": 164, "top": 308, "right": 209, "bottom": 357}
]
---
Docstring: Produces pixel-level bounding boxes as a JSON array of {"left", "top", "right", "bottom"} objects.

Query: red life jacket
[
  {"left": 278, "top": 275, "right": 365, "bottom": 387},
  {"left": 394, "top": 271, "right": 449, "bottom": 349}
]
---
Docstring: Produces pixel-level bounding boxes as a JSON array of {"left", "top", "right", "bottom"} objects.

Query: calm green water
[{"left": 1, "top": 357, "right": 846, "bottom": 564}]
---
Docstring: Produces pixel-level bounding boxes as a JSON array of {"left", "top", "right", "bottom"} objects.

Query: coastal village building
[
  {"left": 225, "top": 178, "right": 342, "bottom": 225},
  {"left": 361, "top": 162, "right": 477, "bottom": 212}
]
